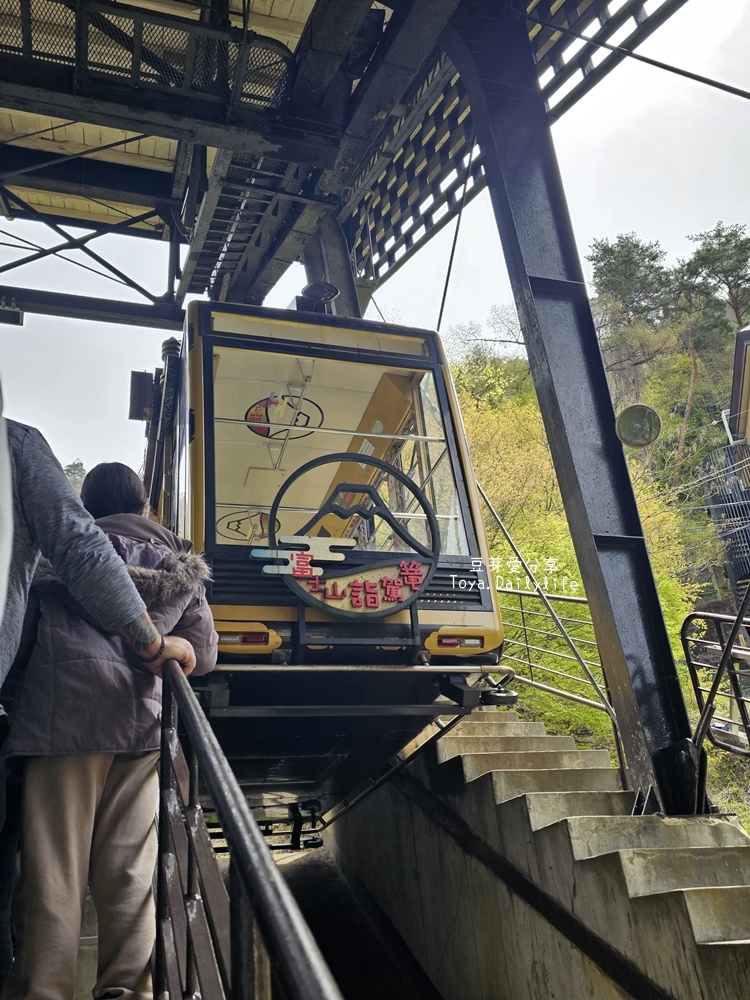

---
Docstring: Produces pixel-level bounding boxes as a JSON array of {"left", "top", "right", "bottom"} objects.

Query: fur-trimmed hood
[
  {"left": 7, "top": 512, "right": 217, "bottom": 759},
  {"left": 33, "top": 549, "right": 212, "bottom": 611}
]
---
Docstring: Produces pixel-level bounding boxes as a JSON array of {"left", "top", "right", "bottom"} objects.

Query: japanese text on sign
[{"left": 301, "top": 560, "right": 426, "bottom": 606}]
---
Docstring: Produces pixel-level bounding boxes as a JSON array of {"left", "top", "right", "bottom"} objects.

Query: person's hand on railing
[{"left": 139, "top": 635, "right": 197, "bottom": 678}]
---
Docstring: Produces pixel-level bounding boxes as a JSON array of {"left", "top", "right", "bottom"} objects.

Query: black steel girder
[
  {"left": 444, "top": 3, "right": 701, "bottom": 815},
  {"left": 291, "top": 0, "right": 374, "bottom": 114},
  {"left": 226, "top": 0, "right": 461, "bottom": 305},
  {"left": 0, "top": 283, "right": 184, "bottom": 329},
  {"left": 0, "top": 144, "right": 178, "bottom": 210}
]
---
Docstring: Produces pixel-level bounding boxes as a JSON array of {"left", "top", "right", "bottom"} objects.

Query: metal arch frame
[
  {"left": 0, "top": 187, "right": 185, "bottom": 320},
  {"left": 442, "top": 2, "right": 701, "bottom": 816},
  {"left": 0, "top": 0, "right": 692, "bottom": 327}
]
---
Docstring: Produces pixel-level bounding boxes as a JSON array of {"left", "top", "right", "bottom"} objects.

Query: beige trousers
[{"left": 2, "top": 751, "right": 159, "bottom": 1000}]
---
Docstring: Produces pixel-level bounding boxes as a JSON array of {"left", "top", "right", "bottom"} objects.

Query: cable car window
[
  {"left": 209, "top": 344, "right": 470, "bottom": 556},
  {"left": 211, "top": 311, "right": 431, "bottom": 358}
]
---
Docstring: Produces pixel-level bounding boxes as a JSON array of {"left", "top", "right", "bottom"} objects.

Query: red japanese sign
[{"left": 299, "top": 558, "right": 425, "bottom": 612}]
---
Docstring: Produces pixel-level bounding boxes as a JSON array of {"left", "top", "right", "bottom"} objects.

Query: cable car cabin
[{"left": 135, "top": 302, "right": 509, "bottom": 815}]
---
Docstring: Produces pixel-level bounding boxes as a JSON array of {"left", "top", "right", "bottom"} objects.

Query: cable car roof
[{"left": 0, "top": 0, "right": 689, "bottom": 320}]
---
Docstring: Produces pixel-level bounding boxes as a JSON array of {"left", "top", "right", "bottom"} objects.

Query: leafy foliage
[
  {"left": 450, "top": 221, "right": 750, "bottom": 822},
  {"left": 686, "top": 221, "right": 750, "bottom": 327},
  {"left": 63, "top": 458, "right": 87, "bottom": 494},
  {"left": 588, "top": 232, "right": 671, "bottom": 325}
]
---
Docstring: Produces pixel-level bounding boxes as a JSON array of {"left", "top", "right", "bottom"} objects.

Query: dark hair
[{"left": 80, "top": 462, "right": 149, "bottom": 520}]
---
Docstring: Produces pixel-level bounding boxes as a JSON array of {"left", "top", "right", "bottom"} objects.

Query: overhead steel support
[
  {"left": 292, "top": 0, "right": 374, "bottom": 113},
  {"left": 445, "top": 4, "right": 701, "bottom": 816},
  {"left": 0, "top": 66, "right": 337, "bottom": 163},
  {"left": 0, "top": 144, "right": 179, "bottom": 209},
  {"left": 302, "top": 214, "right": 361, "bottom": 319},
  {"left": 240, "top": 0, "right": 461, "bottom": 304},
  {"left": 0, "top": 284, "right": 184, "bottom": 329},
  {"left": 0, "top": 0, "right": 339, "bottom": 166}
]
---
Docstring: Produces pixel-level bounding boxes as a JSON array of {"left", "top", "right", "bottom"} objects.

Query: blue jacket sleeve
[{"left": 18, "top": 429, "right": 146, "bottom": 631}]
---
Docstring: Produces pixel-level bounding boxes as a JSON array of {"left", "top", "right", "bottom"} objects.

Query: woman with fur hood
[{"left": 2, "top": 462, "right": 218, "bottom": 1000}]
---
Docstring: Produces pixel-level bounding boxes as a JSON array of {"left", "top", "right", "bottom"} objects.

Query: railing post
[
  {"left": 518, "top": 592, "right": 532, "bottom": 681},
  {"left": 74, "top": 0, "right": 89, "bottom": 93},
  {"left": 230, "top": 857, "right": 272, "bottom": 998}
]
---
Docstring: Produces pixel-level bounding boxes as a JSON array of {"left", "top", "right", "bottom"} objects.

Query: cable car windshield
[{"left": 209, "top": 340, "right": 471, "bottom": 557}]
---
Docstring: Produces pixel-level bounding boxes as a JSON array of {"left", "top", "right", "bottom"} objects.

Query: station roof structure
[{"left": 0, "top": 0, "right": 688, "bottom": 326}]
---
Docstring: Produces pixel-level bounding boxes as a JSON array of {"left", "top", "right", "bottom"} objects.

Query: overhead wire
[
  {"left": 436, "top": 139, "right": 476, "bottom": 333},
  {"left": 516, "top": 7, "right": 750, "bottom": 105}
]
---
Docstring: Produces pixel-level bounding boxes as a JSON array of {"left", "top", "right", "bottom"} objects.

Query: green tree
[
  {"left": 686, "top": 221, "right": 750, "bottom": 327},
  {"left": 586, "top": 235, "right": 675, "bottom": 406},
  {"left": 587, "top": 232, "right": 671, "bottom": 326},
  {"left": 451, "top": 343, "right": 530, "bottom": 409},
  {"left": 63, "top": 459, "right": 87, "bottom": 494}
]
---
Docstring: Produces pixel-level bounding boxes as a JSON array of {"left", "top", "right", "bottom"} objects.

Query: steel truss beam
[
  {"left": 0, "top": 186, "right": 178, "bottom": 303},
  {"left": 0, "top": 0, "right": 338, "bottom": 166},
  {"left": 0, "top": 65, "right": 338, "bottom": 166},
  {"left": 445, "top": 3, "right": 701, "bottom": 815},
  {"left": 229, "top": 0, "right": 461, "bottom": 305},
  {"left": 0, "top": 284, "right": 184, "bottom": 329},
  {"left": 341, "top": 0, "right": 692, "bottom": 290},
  {"left": 0, "top": 144, "right": 179, "bottom": 210}
]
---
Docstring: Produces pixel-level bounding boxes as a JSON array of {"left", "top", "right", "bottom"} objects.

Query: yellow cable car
[{"left": 135, "top": 302, "right": 508, "bottom": 813}]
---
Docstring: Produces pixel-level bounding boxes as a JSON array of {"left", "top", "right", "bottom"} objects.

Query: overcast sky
[{"left": 1, "top": 0, "right": 749, "bottom": 473}]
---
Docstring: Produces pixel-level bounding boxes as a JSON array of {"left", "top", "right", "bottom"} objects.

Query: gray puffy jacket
[{"left": 5, "top": 513, "right": 217, "bottom": 757}]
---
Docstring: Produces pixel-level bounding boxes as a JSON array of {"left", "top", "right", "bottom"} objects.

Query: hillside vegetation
[{"left": 449, "top": 223, "right": 750, "bottom": 825}]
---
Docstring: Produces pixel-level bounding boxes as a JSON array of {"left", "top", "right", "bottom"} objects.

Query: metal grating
[
  {"left": 243, "top": 39, "right": 293, "bottom": 109},
  {"left": 340, "top": 0, "right": 690, "bottom": 289},
  {"left": 136, "top": 21, "right": 189, "bottom": 88},
  {"left": 0, "top": 0, "right": 294, "bottom": 111},
  {"left": 342, "top": 56, "right": 482, "bottom": 284},
  {"left": 192, "top": 35, "right": 232, "bottom": 96},
  {"left": 703, "top": 444, "right": 750, "bottom": 601},
  {"left": 30, "top": 0, "right": 75, "bottom": 66},
  {"left": 0, "top": 0, "right": 21, "bottom": 53},
  {"left": 88, "top": 13, "right": 141, "bottom": 80}
]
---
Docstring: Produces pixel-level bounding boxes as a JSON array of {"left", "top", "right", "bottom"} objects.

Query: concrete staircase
[{"left": 327, "top": 708, "right": 750, "bottom": 1000}]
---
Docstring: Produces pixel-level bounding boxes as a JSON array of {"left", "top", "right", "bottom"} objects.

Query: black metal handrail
[
  {"left": 682, "top": 602, "right": 750, "bottom": 758},
  {"left": 156, "top": 659, "right": 344, "bottom": 1000}
]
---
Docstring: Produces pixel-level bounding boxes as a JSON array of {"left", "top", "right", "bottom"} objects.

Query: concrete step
[
  {"left": 682, "top": 886, "right": 750, "bottom": 945},
  {"left": 619, "top": 845, "right": 750, "bottom": 897},
  {"left": 452, "top": 709, "right": 520, "bottom": 723},
  {"left": 489, "top": 766, "right": 623, "bottom": 803},
  {"left": 455, "top": 748, "right": 613, "bottom": 782},
  {"left": 437, "top": 735, "right": 576, "bottom": 762},
  {"left": 520, "top": 790, "right": 637, "bottom": 830},
  {"left": 562, "top": 815, "right": 750, "bottom": 861},
  {"left": 452, "top": 721, "right": 548, "bottom": 738}
]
